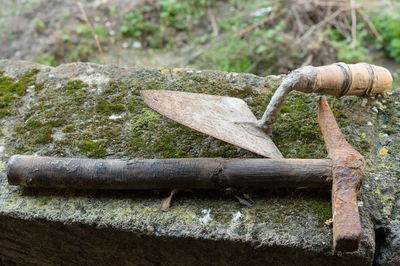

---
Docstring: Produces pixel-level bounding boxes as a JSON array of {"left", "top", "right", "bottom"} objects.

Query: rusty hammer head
[{"left": 318, "top": 97, "right": 365, "bottom": 252}]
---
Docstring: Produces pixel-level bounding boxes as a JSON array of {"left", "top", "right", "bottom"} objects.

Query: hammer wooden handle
[
  {"left": 295, "top": 63, "right": 392, "bottom": 97},
  {"left": 7, "top": 155, "right": 333, "bottom": 190}
]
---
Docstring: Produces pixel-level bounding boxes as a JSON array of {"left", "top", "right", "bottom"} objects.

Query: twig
[
  {"left": 234, "top": 9, "right": 286, "bottom": 37},
  {"left": 350, "top": 0, "right": 357, "bottom": 49},
  {"left": 357, "top": 9, "right": 383, "bottom": 43},
  {"left": 296, "top": 8, "right": 346, "bottom": 44},
  {"left": 291, "top": 6, "right": 305, "bottom": 34},
  {"left": 333, "top": 20, "right": 352, "bottom": 41},
  {"left": 207, "top": 9, "right": 219, "bottom": 37},
  {"left": 341, "top": 11, "right": 352, "bottom": 32},
  {"left": 78, "top": 2, "right": 106, "bottom": 64},
  {"left": 301, "top": 54, "right": 313, "bottom": 67}
]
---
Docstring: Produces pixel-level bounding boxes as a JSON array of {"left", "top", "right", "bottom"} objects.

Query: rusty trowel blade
[{"left": 141, "top": 90, "right": 283, "bottom": 158}]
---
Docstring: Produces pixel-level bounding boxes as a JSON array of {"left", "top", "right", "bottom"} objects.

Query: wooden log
[{"left": 7, "top": 155, "right": 332, "bottom": 190}]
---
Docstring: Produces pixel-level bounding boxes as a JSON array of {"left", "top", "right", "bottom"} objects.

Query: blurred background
[{"left": 0, "top": 0, "right": 399, "bottom": 78}]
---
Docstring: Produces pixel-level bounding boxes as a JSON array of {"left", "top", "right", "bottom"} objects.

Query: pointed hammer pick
[{"left": 318, "top": 97, "right": 365, "bottom": 252}]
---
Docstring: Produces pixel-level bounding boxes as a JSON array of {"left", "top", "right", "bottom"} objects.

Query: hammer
[{"left": 7, "top": 97, "right": 364, "bottom": 252}]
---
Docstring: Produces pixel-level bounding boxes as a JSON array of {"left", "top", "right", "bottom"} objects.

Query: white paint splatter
[
  {"left": 231, "top": 211, "right": 243, "bottom": 222},
  {"left": 199, "top": 209, "right": 212, "bottom": 225}
]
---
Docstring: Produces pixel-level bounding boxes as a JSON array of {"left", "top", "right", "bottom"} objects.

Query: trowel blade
[{"left": 141, "top": 90, "right": 283, "bottom": 158}]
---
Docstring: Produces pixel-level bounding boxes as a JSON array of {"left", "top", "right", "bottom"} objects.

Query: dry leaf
[
  {"left": 234, "top": 194, "right": 255, "bottom": 208},
  {"left": 160, "top": 188, "right": 182, "bottom": 211}
]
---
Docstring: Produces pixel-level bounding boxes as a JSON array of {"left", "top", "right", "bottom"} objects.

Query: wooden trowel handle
[{"left": 295, "top": 63, "right": 392, "bottom": 97}]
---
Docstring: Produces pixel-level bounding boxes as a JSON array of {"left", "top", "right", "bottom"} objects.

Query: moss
[
  {"left": 35, "top": 126, "right": 54, "bottom": 145},
  {"left": 307, "top": 200, "right": 332, "bottom": 225},
  {"left": 26, "top": 119, "right": 43, "bottom": 129},
  {"left": 154, "top": 133, "right": 189, "bottom": 158},
  {"left": 48, "top": 118, "right": 67, "bottom": 128},
  {"left": 35, "top": 132, "right": 53, "bottom": 145},
  {"left": 65, "top": 80, "right": 88, "bottom": 92},
  {"left": 79, "top": 140, "right": 107, "bottom": 158},
  {"left": 63, "top": 125, "right": 76, "bottom": 133},
  {"left": 12, "top": 118, "right": 60, "bottom": 152},
  {"left": 272, "top": 93, "right": 325, "bottom": 158},
  {"left": 0, "top": 69, "right": 41, "bottom": 118},
  {"left": 96, "top": 99, "right": 125, "bottom": 115},
  {"left": 14, "top": 69, "right": 40, "bottom": 95},
  {"left": 34, "top": 81, "right": 45, "bottom": 91},
  {"left": 0, "top": 93, "right": 15, "bottom": 111},
  {"left": 131, "top": 108, "right": 161, "bottom": 133},
  {"left": 14, "top": 125, "right": 26, "bottom": 134}
]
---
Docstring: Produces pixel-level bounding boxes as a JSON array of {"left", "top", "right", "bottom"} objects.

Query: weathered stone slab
[{"left": 0, "top": 60, "right": 397, "bottom": 265}]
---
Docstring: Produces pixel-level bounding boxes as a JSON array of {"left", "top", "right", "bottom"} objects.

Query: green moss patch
[
  {"left": 48, "top": 118, "right": 67, "bottom": 127},
  {"left": 65, "top": 80, "right": 88, "bottom": 92},
  {"left": 306, "top": 200, "right": 332, "bottom": 225},
  {"left": 0, "top": 69, "right": 41, "bottom": 118},
  {"left": 79, "top": 140, "right": 107, "bottom": 158},
  {"left": 96, "top": 99, "right": 125, "bottom": 115}
]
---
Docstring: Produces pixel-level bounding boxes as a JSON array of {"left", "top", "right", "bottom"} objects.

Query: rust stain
[{"left": 318, "top": 97, "right": 365, "bottom": 252}]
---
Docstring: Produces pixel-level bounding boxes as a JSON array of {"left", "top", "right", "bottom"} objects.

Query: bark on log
[{"left": 7, "top": 155, "right": 332, "bottom": 190}]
